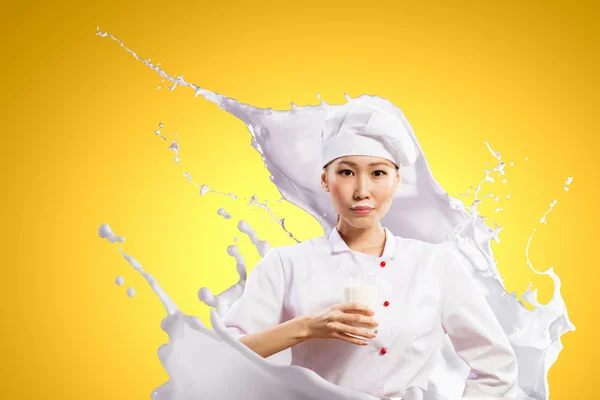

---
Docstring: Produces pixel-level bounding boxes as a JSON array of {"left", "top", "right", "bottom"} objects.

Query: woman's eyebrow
[{"left": 337, "top": 161, "right": 391, "bottom": 167}]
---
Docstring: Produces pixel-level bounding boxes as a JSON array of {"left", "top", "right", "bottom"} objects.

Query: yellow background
[{"left": 2, "top": 1, "right": 597, "bottom": 399}]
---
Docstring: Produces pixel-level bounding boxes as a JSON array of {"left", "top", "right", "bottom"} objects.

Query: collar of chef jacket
[{"left": 328, "top": 226, "right": 397, "bottom": 260}]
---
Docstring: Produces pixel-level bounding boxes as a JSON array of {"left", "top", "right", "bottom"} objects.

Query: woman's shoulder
[
  {"left": 268, "top": 234, "right": 330, "bottom": 261},
  {"left": 394, "top": 235, "right": 436, "bottom": 249},
  {"left": 394, "top": 235, "right": 452, "bottom": 258}
]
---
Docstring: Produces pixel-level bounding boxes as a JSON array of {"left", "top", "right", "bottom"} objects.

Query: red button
[
  {"left": 379, "top": 348, "right": 387, "bottom": 355},
  {"left": 383, "top": 301, "right": 390, "bottom": 307},
  {"left": 380, "top": 261, "right": 386, "bottom": 267}
]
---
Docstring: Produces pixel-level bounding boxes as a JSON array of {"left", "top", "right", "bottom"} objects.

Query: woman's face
[{"left": 321, "top": 155, "right": 400, "bottom": 229}]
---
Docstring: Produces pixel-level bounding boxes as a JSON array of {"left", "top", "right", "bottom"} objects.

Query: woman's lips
[{"left": 352, "top": 207, "right": 374, "bottom": 215}]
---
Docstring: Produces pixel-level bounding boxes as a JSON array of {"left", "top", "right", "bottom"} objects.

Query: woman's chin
[{"left": 344, "top": 215, "right": 378, "bottom": 228}]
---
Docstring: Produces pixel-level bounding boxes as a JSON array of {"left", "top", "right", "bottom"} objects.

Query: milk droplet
[
  {"left": 199, "top": 184, "right": 210, "bottom": 195},
  {"left": 98, "top": 224, "right": 125, "bottom": 243},
  {"left": 155, "top": 129, "right": 161, "bottom": 135},
  {"left": 168, "top": 141, "right": 179, "bottom": 156},
  {"left": 115, "top": 276, "right": 124, "bottom": 286},
  {"left": 564, "top": 176, "right": 573, "bottom": 191},
  {"left": 159, "top": 123, "right": 164, "bottom": 128},
  {"left": 217, "top": 208, "right": 232, "bottom": 219},
  {"left": 126, "top": 287, "right": 136, "bottom": 298}
]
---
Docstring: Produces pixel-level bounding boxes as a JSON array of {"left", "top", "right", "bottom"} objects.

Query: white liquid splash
[
  {"left": 98, "top": 223, "right": 125, "bottom": 243},
  {"left": 199, "top": 184, "right": 210, "bottom": 196},
  {"left": 217, "top": 208, "right": 232, "bottom": 219},
  {"left": 197, "top": 184, "right": 299, "bottom": 240},
  {"left": 247, "top": 195, "right": 300, "bottom": 242},
  {"left": 237, "top": 220, "right": 270, "bottom": 257},
  {"left": 97, "top": 28, "right": 575, "bottom": 400},
  {"left": 115, "top": 276, "right": 124, "bottom": 286},
  {"left": 198, "top": 183, "right": 236, "bottom": 199},
  {"left": 168, "top": 141, "right": 180, "bottom": 164}
]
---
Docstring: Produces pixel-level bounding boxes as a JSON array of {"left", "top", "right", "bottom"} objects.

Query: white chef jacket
[{"left": 221, "top": 227, "right": 518, "bottom": 399}]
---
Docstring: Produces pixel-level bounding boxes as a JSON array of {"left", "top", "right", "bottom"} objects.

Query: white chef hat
[{"left": 321, "top": 103, "right": 417, "bottom": 168}]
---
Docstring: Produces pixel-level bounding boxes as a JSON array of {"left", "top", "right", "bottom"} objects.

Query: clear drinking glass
[{"left": 344, "top": 274, "right": 378, "bottom": 332}]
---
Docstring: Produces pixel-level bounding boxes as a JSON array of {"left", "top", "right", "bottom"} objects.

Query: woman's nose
[{"left": 354, "top": 176, "right": 371, "bottom": 199}]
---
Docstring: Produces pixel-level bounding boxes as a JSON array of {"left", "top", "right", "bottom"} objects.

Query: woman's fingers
[
  {"left": 336, "top": 302, "right": 374, "bottom": 315},
  {"left": 332, "top": 331, "right": 369, "bottom": 346},
  {"left": 331, "top": 321, "right": 377, "bottom": 339},
  {"left": 338, "top": 312, "right": 379, "bottom": 327}
]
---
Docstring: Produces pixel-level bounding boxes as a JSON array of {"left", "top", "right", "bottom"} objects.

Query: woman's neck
[{"left": 336, "top": 221, "right": 386, "bottom": 256}]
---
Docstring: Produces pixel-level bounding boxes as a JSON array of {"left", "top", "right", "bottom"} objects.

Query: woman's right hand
[{"left": 302, "top": 302, "right": 379, "bottom": 345}]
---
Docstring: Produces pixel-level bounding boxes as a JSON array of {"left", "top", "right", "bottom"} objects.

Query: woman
[{"left": 221, "top": 103, "right": 518, "bottom": 400}]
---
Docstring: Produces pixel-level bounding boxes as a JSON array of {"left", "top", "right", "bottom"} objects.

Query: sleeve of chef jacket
[
  {"left": 440, "top": 247, "right": 518, "bottom": 399},
  {"left": 221, "top": 248, "right": 285, "bottom": 341}
]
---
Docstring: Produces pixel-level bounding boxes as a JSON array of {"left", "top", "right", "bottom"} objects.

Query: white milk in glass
[{"left": 344, "top": 275, "right": 378, "bottom": 332}]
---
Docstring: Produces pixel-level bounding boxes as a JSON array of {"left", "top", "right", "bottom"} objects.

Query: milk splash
[
  {"left": 217, "top": 208, "right": 232, "bottom": 219},
  {"left": 98, "top": 223, "right": 125, "bottom": 243},
  {"left": 97, "top": 28, "right": 575, "bottom": 400}
]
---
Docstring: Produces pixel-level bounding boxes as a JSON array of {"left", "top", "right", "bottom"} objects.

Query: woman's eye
[
  {"left": 339, "top": 170, "right": 353, "bottom": 176},
  {"left": 373, "top": 170, "right": 387, "bottom": 177}
]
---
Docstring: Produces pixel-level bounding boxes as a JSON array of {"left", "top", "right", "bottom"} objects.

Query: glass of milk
[{"left": 344, "top": 274, "right": 378, "bottom": 332}]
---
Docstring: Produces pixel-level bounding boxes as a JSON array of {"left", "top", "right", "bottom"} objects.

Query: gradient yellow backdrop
[{"left": 2, "top": 1, "right": 597, "bottom": 399}]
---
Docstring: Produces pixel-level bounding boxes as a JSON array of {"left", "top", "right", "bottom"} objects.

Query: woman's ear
[
  {"left": 321, "top": 171, "right": 329, "bottom": 192},
  {"left": 394, "top": 170, "right": 401, "bottom": 192}
]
